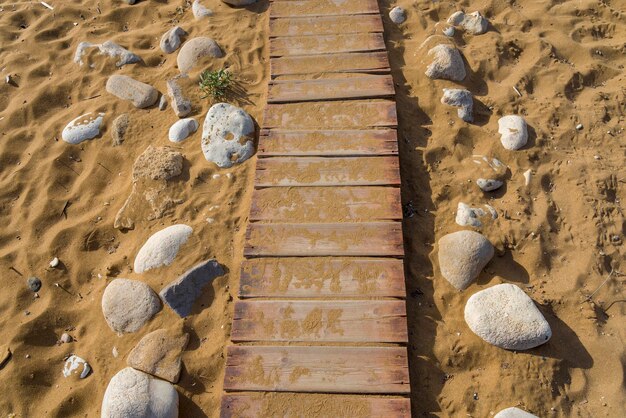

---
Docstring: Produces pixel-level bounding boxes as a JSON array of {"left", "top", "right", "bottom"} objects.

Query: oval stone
[
  {"left": 134, "top": 225, "right": 193, "bottom": 273},
  {"left": 438, "top": 230, "right": 494, "bottom": 290},
  {"left": 102, "top": 279, "right": 161, "bottom": 333}
]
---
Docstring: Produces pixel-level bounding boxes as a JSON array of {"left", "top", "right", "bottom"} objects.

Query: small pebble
[
  {"left": 60, "top": 333, "right": 73, "bottom": 344},
  {"left": 576, "top": 123, "right": 583, "bottom": 130},
  {"left": 443, "top": 26, "right": 455, "bottom": 37},
  {"left": 27, "top": 276, "right": 42, "bottom": 292},
  {"left": 49, "top": 257, "right": 59, "bottom": 268}
]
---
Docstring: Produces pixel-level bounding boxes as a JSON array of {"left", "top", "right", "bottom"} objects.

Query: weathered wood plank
[
  {"left": 224, "top": 346, "right": 410, "bottom": 394},
  {"left": 268, "top": 75, "right": 395, "bottom": 103},
  {"left": 270, "top": 0, "right": 379, "bottom": 18},
  {"left": 255, "top": 156, "right": 400, "bottom": 187},
  {"left": 264, "top": 100, "right": 397, "bottom": 129},
  {"left": 270, "top": 14, "right": 383, "bottom": 37},
  {"left": 240, "top": 257, "right": 406, "bottom": 298},
  {"left": 270, "top": 33, "right": 385, "bottom": 57},
  {"left": 258, "top": 129, "right": 398, "bottom": 157},
  {"left": 232, "top": 300, "right": 407, "bottom": 343},
  {"left": 250, "top": 187, "right": 401, "bottom": 222},
  {"left": 271, "top": 52, "right": 390, "bottom": 77},
  {"left": 244, "top": 222, "right": 404, "bottom": 257},
  {"left": 220, "top": 392, "right": 411, "bottom": 418}
]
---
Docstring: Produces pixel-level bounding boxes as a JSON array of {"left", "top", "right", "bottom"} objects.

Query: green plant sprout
[{"left": 199, "top": 69, "right": 233, "bottom": 101}]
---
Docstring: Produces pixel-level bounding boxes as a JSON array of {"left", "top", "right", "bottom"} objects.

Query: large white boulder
[
  {"left": 134, "top": 225, "right": 193, "bottom": 273},
  {"left": 101, "top": 367, "right": 178, "bottom": 418},
  {"left": 438, "top": 230, "right": 494, "bottom": 290},
  {"left": 101, "top": 279, "right": 161, "bottom": 333},
  {"left": 465, "top": 284, "right": 552, "bottom": 350},
  {"left": 201, "top": 103, "right": 255, "bottom": 168}
]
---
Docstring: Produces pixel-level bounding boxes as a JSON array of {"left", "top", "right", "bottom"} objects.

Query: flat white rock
[
  {"left": 134, "top": 225, "right": 193, "bottom": 273},
  {"left": 169, "top": 118, "right": 198, "bottom": 142},
  {"left": 192, "top": 0, "right": 213, "bottom": 19},
  {"left": 74, "top": 41, "right": 141, "bottom": 67},
  {"left": 63, "top": 355, "right": 91, "bottom": 379},
  {"left": 441, "top": 88, "right": 473, "bottom": 122},
  {"left": 448, "top": 11, "right": 489, "bottom": 35},
  {"left": 201, "top": 102, "right": 255, "bottom": 168},
  {"left": 101, "top": 367, "right": 178, "bottom": 418},
  {"left": 106, "top": 75, "right": 159, "bottom": 109},
  {"left": 389, "top": 7, "right": 406, "bottom": 24},
  {"left": 472, "top": 155, "right": 506, "bottom": 192},
  {"left": 495, "top": 407, "right": 539, "bottom": 418},
  {"left": 498, "top": 115, "right": 528, "bottom": 150},
  {"left": 160, "top": 27, "right": 187, "bottom": 54},
  {"left": 438, "top": 230, "right": 494, "bottom": 290},
  {"left": 465, "top": 284, "right": 552, "bottom": 350},
  {"left": 62, "top": 112, "right": 104, "bottom": 144},
  {"left": 425, "top": 44, "right": 466, "bottom": 81},
  {"left": 102, "top": 279, "right": 161, "bottom": 333},
  {"left": 456, "top": 202, "right": 497, "bottom": 228}
]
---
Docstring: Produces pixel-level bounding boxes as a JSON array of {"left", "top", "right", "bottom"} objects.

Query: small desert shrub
[{"left": 199, "top": 69, "right": 233, "bottom": 101}]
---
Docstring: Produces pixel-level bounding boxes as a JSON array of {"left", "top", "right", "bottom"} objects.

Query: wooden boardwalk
[{"left": 220, "top": 1, "right": 410, "bottom": 416}]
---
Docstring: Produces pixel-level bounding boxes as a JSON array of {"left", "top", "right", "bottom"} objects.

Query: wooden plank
[
  {"left": 268, "top": 75, "right": 395, "bottom": 103},
  {"left": 271, "top": 52, "right": 390, "bottom": 77},
  {"left": 240, "top": 257, "right": 405, "bottom": 298},
  {"left": 224, "top": 345, "right": 410, "bottom": 394},
  {"left": 250, "top": 187, "right": 401, "bottom": 222},
  {"left": 258, "top": 129, "right": 398, "bottom": 157},
  {"left": 232, "top": 300, "right": 407, "bottom": 343},
  {"left": 270, "top": 33, "right": 385, "bottom": 57},
  {"left": 244, "top": 222, "right": 404, "bottom": 257},
  {"left": 220, "top": 392, "right": 411, "bottom": 418},
  {"left": 264, "top": 100, "right": 397, "bottom": 129},
  {"left": 255, "top": 156, "right": 400, "bottom": 187},
  {"left": 270, "top": 14, "right": 383, "bottom": 37},
  {"left": 270, "top": 0, "right": 379, "bottom": 18}
]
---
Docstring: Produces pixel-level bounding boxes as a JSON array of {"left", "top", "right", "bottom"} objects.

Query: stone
[
  {"left": 159, "top": 95, "right": 168, "bottom": 111},
  {"left": 438, "top": 230, "right": 494, "bottom": 290},
  {"left": 389, "top": 7, "right": 406, "bottom": 24},
  {"left": 494, "top": 407, "right": 539, "bottom": 418},
  {"left": 169, "top": 118, "right": 198, "bottom": 143},
  {"left": 160, "top": 259, "right": 225, "bottom": 317},
  {"left": 63, "top": 355, "right": 91, "bottom": 379},
  {"left": 201, "top": 102, "right": 255, "bottom": 168},
  {"left": 27, "top": 276, "right": 42, "bottom": 292},
  {"left": 425, "top": 44, "right": 466, "bottom": 81},
  {"left": 441, "top": 88, "right": 473, "bottom": 122},
  {"left": 132, "top": 146, "right": 184, "bottom": 181},
  {"left": 464, "top": 283, "right": 552, "bottom": 350},
  {"left": 222, "top": 0, "right": 257, "bottom": 5},
  {"left": 111, "top": 114, "right": 129, "bottom": 146},
  {"left": 127, "top": 329, "right": 189, "bottom": 383},
  {"left": 101, "top": 279, "right": 161, "bottom": 333},
  {"left": 101, "top": 367, "right": 178, "bottom": 418},
  {"left": 62, "top": 112, "right": 104, "bottom": 144},
  {"left": 476, "top": 178, "right": 503, "bottom": 192},
  {"left": 177, "top": 37, "right": 223, "bottom": 73},
  {"left": 192, "top": 0, "right": 213, "bottom": 19},
  {"left": 443, "top": 26, "right": 455, "bottom": 37},
  {"left": 166, "top": 77, "right": 191, "bottom": 118},
  {"left": 160, "top": 26, "right": 187, "bottom": 54},
  {"left": 498, "top": 115, "right": 528, "bottom": 150},
  {"left": 74, "top": 41, "right": 141, "bottom": 67},
  {"left": 60, "top": 333, "right": 73, "bottom": 344},
  {"left": 134, "top": 225, "right": 193, "bottom": 273},
  {"left": 448, "top": 11, "right": 489, "bottom": 35},
  {"left": 49, "top": 257, "right": 60, "bottom": 268},
  {"left": 523, "top": 169, "right": 532, "bottom": 186},
  {"left": 456, "top": 203, "right": 497, "bottom": 228},
  {"left": 472, "top": 155, "right": 506, "bottom": 192},
  {"left": 106, "top": 75, "right": 159, "bottom": 109},
  {"left": 124, "top": 0, "right": 137, "bottom": 4}
]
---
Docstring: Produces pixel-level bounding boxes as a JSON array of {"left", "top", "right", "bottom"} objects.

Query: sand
[{"left": 0, "top": 0, "right": 624, "bottom": 417}]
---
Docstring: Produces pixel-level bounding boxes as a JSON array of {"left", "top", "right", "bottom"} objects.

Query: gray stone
[
  {"left": 201, "top": 102, "right": 255, "bottom": 168},
  {"left": 477, "top": 178, "right": 503, "bottom": 192},
  {"left": 169, "top": 118, "right": 198, "bottom": 142},
  {"left": 74, "top": 41, "right": 141, "bottom": 67},
  {"left": 498, "top": 115, "right": 528, "bottom": 150},
  {"left": 443, "top": 26, "right": 455, "bottom": 37},
  {"left": 472, "top": 155, "right": 506, "bottom": 192},
  {"left": 495, "top": 407, "right": 539, "bottom": 418},
  {"left": 127, "top": 328, "right": 189, "bottom": 383},
  {"left": 455, "top": 203, "right": 497, "bottom": 228},
  {"left": 160, "top": 259, "right": 225, "bottom": 317},
  {"left": 101, "top": 279, "right": 161, "bottom": 333},
  {"left": 62, "top": 112, "right": 104, "bottom": 144},
  {"left": 464, "top": 284, "right": 552, "bottom": 350},
  {"left": 134, "top": 225, "right": 193, "bottom": 274},
  {"left": 101, "top": 367, "right": 178, "bottom": 418},
  {"left": 166, "top": 78, "right": 191, "bottom": 117},
  {"left": 111, "top": 113, "right": 129, "bottom": 146},
  {"left": 438, "top": 230, "right": 494, "bottom": 290},
  {"left": 106, "top": 75, "right": 158, "bottom": 109},
  {"left": 159, "top": 95, "right": 168, "bottom": 111},
  {"left": 27, "top": 276, "right": 41, "bottom": 292},
  {"left": 177, "top": 37, "right": 223, "bottom": 74},
  {"left": 389, "top": 7, "right": 406, "bottom": 24},
  {"left": 222, "top": 0, "right": 257, "bottom": 5},
  {"left": 448, "top": 11, "right": 489, "bottom": 35},
  {"left": 160, "top": 26, "right": 187, "bottom": 54},
  {"left": 192, "top": 0, "right": 213, "bottom": 19},
  {"left": 425, "top": 44, "right": 466, "bottom": 81},
  {"left": 441, "top": 88, "right": 473, "bottom": 122}
]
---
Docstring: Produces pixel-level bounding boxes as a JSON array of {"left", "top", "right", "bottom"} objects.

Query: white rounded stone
[
  {"left": 498, "top": 115, "right": 528, "bottom": 150},
  {"left": 476, "top": 178, "right": 504, "bottom": 192},
  {"left": 177, "top": 37, "right": 223, "bottom": 74},
  {"left": 495, "top": 407, "right": 539, "bottom": 418},
  {"left": 102, "top": 279, "right": 161, "bottom": 333},
  {"left": 455, "top": 203, "right": 497, "bottom": 228},
  {"left": 201, "top": 102, "right": 255, "bottom": 168},
  {"left": 169, "top": 118, "right": 198, "bottom": 142},
  {"left": 192, "top": 0, "right": 213, "bottom": 19},
  {"left": 62, "top": 112, "right": 104, "bottom": 144},
  {"left": 425, "top": 44, "right": 466, "bottom": 81},
  {"left": 134, "top": 225, "right": 193, "bottom": 273},
  {"left": 101, "top": 367, "right": 178, "bottom": 418},
  {"left": 465, "top": 284, "right": 552, "bottom": 350},
  {"left": 389, "top": 7, "right": 406, "bottom": 24},
  {"left": 441, "top": 88, "right": 473, "bottom": 122},
  {"left": 63, "top": 355, "right": 91, "bottom": 379},
  {"left": 438, "top": 230, "right": 494, "bottom": 290},
  {"left": 448, "top": 11, "right": 489, "bottom": 35}
]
